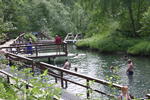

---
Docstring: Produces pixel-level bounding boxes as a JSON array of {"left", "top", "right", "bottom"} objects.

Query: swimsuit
[
  {"left": 127, "top": 71, "right": 133, "bottom": 75},
  {"left": 121, "top": 95, "right": 131, "bottom": 100}
]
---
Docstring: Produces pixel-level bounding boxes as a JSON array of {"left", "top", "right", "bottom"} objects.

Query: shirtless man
[
  {"left": 63, "top": 59, "right": 71, "bottom": 70},
  {"left": 126, "top": 59, "right": 134, "bottom": 75}
]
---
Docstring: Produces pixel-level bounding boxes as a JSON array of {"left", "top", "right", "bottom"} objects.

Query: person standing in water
[
  {"left": 63, "top": 59, "right": 71, "bottom": 70},
  {"left": 126, "top": 59, "right": 134, "bottom": 75}
]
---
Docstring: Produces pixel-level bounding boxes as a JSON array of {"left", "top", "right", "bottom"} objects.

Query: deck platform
[{"left": 18, "top": 52, "right": 67, "bottom": 59}]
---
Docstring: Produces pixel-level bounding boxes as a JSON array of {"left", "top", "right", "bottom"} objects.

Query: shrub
[
  {"left": 77, "top": 34, "right": 139, "bottom": 53},
  {"left": 128, "top": 41, "right": 150, "bottom": 56},
  {"left": 24, "top": 33, "right": 37, "bottom": 42}
]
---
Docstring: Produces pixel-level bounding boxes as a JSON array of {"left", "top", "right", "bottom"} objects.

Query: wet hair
[
  {"left": 129, "top": 94, "right": 134, "bottom": 99},
  {"left": 121, "top": 86, "right": 128, "bottom": 93},
  {"left": 75, "top": 67, "right": 78, "bottom": 72},
  {"left": 65, "top": 59, "right": 68, "bottom": 62},
  {"left": 128, "top": 59, "right": 132, "bottom": 64}
]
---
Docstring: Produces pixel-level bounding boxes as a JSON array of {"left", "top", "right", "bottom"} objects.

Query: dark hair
[
  {"left": 129, "top": 94, "right": 134, "bottom": 99},
  {"left": 128, "top": 59, "right": 132, "bottom": 64},
  {"left": 75, "top": 67, "right": 78, "bottom": 72}
]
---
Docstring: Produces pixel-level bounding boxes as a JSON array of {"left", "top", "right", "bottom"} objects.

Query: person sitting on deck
[
  {"left": 126, "top": 59, "right": 134, "bottom": 75},
  {"left": 63, "top": 59, "right": 71, "bottom": 70},
  {"left": 26, "top": 41, "right": 33, "bottom": 55},
  {"left": 118, "top": 86, "right": 132, "bottom": 100}
]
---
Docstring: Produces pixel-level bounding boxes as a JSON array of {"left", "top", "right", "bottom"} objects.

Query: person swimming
[{"left": 73, "top": 53, "right": 86, "bottom": 59}]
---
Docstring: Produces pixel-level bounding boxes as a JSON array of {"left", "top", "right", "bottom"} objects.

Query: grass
[
  {"left": 128, "top": 41, "right": 150, "bottom": 56},
  {"left": 76, "top": 34, "right": 150, "bottom": 56}
]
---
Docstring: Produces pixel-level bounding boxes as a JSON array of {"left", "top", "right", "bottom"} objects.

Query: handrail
[
  {"left": 4, "top": 52, "right": 123, "bottom": 99},
  {"left": 0, "top": 43, "right": 68, "bottom": 57},
  {"left": 6, "top": 52, "right": 122, "bottom": 89},
  {"left": 40, "top": 62, "right": 122, "bottom": 89},
  {"left": 0, "top": 70, "right": 33, "bottom": 88}
]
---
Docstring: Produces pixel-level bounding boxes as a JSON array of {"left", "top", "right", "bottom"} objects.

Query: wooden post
[
  {"left": 26, "top": 84, "right": 29, "bottom": 89},
  {"left": 55, "top": 77, "right": 57, "bottom": 83},
  {"left": 48, "top": 57, "right": 51, "bottom": 63},
  {"left": 32, "top": 61, "right": 35, "bottom": 76},
  {"left": 65, "top": 79, "right": 68, "bottom": 89},
  {"left": 86, "top": 79, "right": 90, "bottom": 99},
  {"left": 60, "top": 71, "right": 64, "bottom": 88},
  {"left": 7, "top": 75, "right": 10, "bottom": 83},
  {"left": 35, "top": 45, "right": 38, "bottom": 56}
]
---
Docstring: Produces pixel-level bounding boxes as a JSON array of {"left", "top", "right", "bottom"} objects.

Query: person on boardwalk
[
  {"left": 126, "top": 59, "right": 134, "bottom": 75},
  {"left": 26, "top": 41, "right": 33, "bottom": 55},
  {"left": 55, "top": 35, "right": 62, "bottom": 54},
  {"left": 118, "top": 86, "right": 132, "bottom": 100},
  {"left": 63, "top": 59, "right": 71, "bottom": 70},
  {"left": 55, "top": 35, "right": 62, "bottom": 45}
]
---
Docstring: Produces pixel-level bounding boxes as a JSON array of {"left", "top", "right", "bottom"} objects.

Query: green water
[{"left": 59, "top": 45, "right": 150, "bottom": 99}]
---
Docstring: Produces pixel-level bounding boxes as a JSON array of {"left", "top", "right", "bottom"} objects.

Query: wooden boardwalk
[
  {"left": 18, "top": 52, "right": 66, "bottom": 58},
  {"left": 0, "top": 43, "right": 68, "bottom": 59}
]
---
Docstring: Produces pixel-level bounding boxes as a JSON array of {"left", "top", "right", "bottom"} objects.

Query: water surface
[{"left": 60, "top": 45, "right": 150, "bottom": 99}]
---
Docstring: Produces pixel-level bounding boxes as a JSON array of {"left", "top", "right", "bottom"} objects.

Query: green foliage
[
  {"left": 0, "top": 77, "right": 18, "bottom": 100},
  {"left": 140, "top": 7, "right": 150, "bottom": 37},
  {"left": 128, "top": 41, "right": 150, "bottom": 56},
  {"left": 0, "top": 64, "right": 61, "bottom": 100},
  {"left": 24, "top": 33, "right": 37, "bottom": 42},
  {"left": 77, "top": 34, "right": 141, "bottom": 53}
]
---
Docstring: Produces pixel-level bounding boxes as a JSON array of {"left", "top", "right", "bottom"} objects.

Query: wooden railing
[
  {"left": 5, "top": 52, "right": 123, "bottom": 99},
  {"left": 2, "top": 52, "right": 150, "bottom": 99},
  {"left": 0, "top": 70, "right": 33, "bottom": 89},
  {"left": 0, "top": 43, "right": 68, "bottom": 58}
]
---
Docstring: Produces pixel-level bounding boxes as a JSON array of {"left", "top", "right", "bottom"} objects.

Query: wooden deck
[
  {"left": 18, "top": 52, "right": 67, "bottom": 58},
  {"left": 0, "top": 43, "right": 68, "bottom": 59}
]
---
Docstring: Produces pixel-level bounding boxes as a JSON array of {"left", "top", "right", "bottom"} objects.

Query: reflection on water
[{"left": 52, "top": 45, "right": 150, "bottom": 98}]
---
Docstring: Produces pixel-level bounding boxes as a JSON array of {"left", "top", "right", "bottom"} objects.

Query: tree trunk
[
  {"left": 127, "top": 0, "right": 137, "bottom": 37},
  {"left": 137, "top": 0, "right": 144, "bottom": 29}
]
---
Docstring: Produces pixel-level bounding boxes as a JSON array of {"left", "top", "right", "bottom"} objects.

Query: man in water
[
  {"left": 63, "top": 59, "right": 71, "bottom": 70},
  {"left": 126, "top": 59, "right": 134, "bottom": 75}
]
